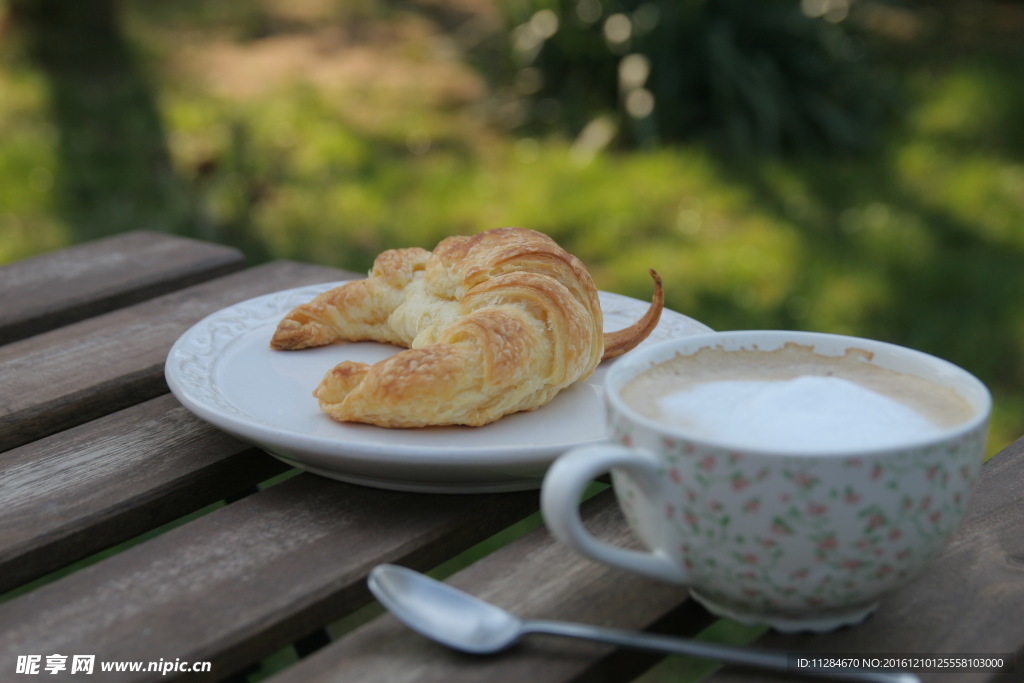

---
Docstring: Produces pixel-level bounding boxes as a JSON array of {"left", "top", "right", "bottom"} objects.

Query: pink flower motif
[
  {"left": 700, "top": 455, "right": 716, "bottom": 471},
  {"left": 710, "top": 500, "right": 724, "bottom": 512},
  {"left": 846, "top": 458, "right": 863, "bottom": 468},
  {"left": 927, "top": 464, "right": 940, "bottom": 481},
  {"left": 732, "top": 474, "right": 750, "bottom": 491},
  {"left": 771, "top": 520, "right": 792, "bottom": 535},
  {"left": 844, "top": 489, "right": 862, "bottom": 504},
  {"left": 743, "top": 498, "right": 761, "bottom": 513},
  {"left": 790, "top": 568, "right": 810, "bottom": 580},
  {"left": 668, "top": 468, "right": 682, "bottom": 485},
  {"left": 871, "top": 464, "right": 884, "bottom": 481},
  {"left": 622, "top": 433, "right": 633, "bottom": 447},
  {"left": 902, "top": 496, "right": 915, "bottom": 512},
  {"left": 741, "top": 553, "right": 759, "bottom": 565},
  {"left": 665, "top": 503, "right": 675, "bottom": 520},
  {"left": 888, "top": 529, "right": 902, "bottom": 542},
  {"left": 807, "top": 502, "right": 828, "bottom": 517},
  {"left": 920, "top": 495, "right": 933, "bottom": 511},
  {"left": 663, "top": 436, "right": 677, "bottom": 449},
  {"left": 841, "top": 559, "right": 865, "bottom": 571},
  {"left": 793, "top": 472, "right": 818, "bottom": 489},
  {"left": 685, "top": 511, "right": 699, "bottom": 529},
  {"left": 818, "top": 535, "right": 838, "bottom": 551},
  {"left": 929, "top": 510, "right": 943, "bottom": 524},
  {"left": 867, "top": 513, "right": 887, "bottom": 532},
  {"left": 875, "top": 564, "right": 894, "bottom": 579}
]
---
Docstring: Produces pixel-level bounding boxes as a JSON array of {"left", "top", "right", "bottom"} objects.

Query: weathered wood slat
[
  {"left": 708, "top": 437, "right": 1024, "bottom": 683},
  {"left": 0, "top": 475, "right": 540, "bottom": 682},
  {"left": 0, "top": 231, "right": 244, "bottom": 345},
  {"left": 270, "top": 490, "right": 715, "bottom": 683},
  {"left": 0, "top": 394, "right": 290, "bottom": 594},
  {"left": 0, "top": 260, "right": 352, "bottom": 453}
]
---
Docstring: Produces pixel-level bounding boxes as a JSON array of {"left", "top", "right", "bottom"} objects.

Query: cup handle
[{"left": 541, "top": 443, "right": 690, "bottom": 585}]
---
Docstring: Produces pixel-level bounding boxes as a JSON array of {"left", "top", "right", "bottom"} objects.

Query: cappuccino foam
[{"left": 622, "top": 343, "right": 975, "bottom": 452}]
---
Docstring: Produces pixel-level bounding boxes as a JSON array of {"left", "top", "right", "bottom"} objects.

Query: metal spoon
[{"left": 368, "top": 564, "right": 919, "bottom": 683}]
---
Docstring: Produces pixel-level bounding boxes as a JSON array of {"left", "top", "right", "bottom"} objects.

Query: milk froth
[{"left": 621, "top": 343, "right": 975, "bottom": 452}]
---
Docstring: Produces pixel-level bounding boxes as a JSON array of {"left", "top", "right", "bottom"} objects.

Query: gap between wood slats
[
  {"left": 0, "top": 230, "right": 245, "bottom": 345},
  {"left": 0, "top": 469, "right": 303, "bottom": 608}
]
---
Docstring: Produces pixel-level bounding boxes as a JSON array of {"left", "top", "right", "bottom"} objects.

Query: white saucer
[{"left": 165, "top": 282, "right": 712, "bottom": 493}]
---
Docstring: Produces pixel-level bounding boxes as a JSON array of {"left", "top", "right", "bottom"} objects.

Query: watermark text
[{"left": 16, "top": 654, "right": 212, "bottom": 676}]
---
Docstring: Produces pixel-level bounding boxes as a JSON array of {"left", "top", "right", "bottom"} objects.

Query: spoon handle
[{"left": 522, "top": 620, "right": 919, "bottom": 683}]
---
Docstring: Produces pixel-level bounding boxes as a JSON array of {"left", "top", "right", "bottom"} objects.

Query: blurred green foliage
[
  {"left": 0, "top": 0, "right": 1022, "bottom": 457},
  {"left": 503, "top": 0, "right": 899, "bottom": 155}
]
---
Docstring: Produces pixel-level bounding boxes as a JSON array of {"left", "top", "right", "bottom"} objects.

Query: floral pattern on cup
[{"left": 609, "top": 407, "right": 985, "bottom": 617}]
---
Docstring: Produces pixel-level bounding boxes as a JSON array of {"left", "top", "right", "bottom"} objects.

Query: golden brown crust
[
  {"left": 270, "top": 227, "right": 663, "bottom": 427},
  {"left": 601, "top": 270, "right": 664, "bottom": 360},
  {"left": 269, "top": 247, "right": 430, "bottom": 351}
]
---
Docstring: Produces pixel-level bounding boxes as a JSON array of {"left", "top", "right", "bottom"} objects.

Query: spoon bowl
[
  {"left": 368, "top": 562, "right": 521, "bottom": 654},
  {"left": 368, "top": 564, "right": 919, "bottom": 683}
]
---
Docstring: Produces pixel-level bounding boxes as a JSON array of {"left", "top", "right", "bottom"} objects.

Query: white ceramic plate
[{"left": 165, "top": 282, "right": 712, "bottom": 493}]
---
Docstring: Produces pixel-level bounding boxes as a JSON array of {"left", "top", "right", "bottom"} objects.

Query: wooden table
[{"left": 1, "top": 231, "right": 1021, "bottom": 682}]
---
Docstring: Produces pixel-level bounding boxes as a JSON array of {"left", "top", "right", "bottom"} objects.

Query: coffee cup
[{"left": 541, "top": 330, "right": 990, "bottom": 632}]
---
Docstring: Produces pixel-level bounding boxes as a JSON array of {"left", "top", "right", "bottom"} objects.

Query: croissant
[{"left": 271, "top": 227, "right": 663, "bottom": 427}]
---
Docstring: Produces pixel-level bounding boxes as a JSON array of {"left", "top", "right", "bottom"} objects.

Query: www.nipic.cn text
[{"left": 16, "top": 654, "right": 213, "bottom": 676}]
